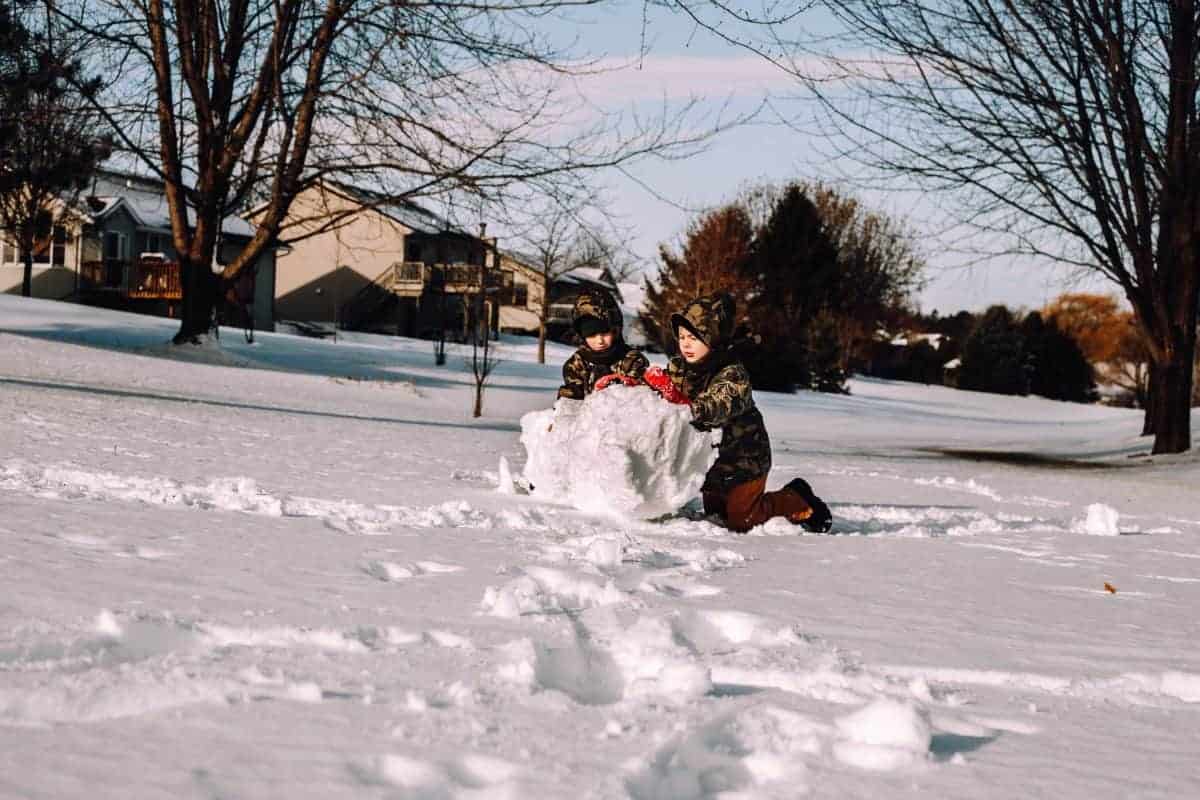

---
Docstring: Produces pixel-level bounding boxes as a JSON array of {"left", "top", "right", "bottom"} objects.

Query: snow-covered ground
[{"left": 1, "top": 294, "right": 1198, "bottom": 799}]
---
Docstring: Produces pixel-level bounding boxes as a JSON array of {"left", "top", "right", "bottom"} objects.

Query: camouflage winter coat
[
  {"left": 569, "top": 288, "right": 624, "bottom": 338},
  {"left": 667, "top": 293, "right": 772, "bottom": 492},
  {"left": 557, "top": 288, "right": 648, "bottom": 399},
  {"left": 558, "top": 344, "right": 649, "bottom": 399}
]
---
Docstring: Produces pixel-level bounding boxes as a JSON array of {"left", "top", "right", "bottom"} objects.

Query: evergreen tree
[
  {"left": 1023, "top": 312, "right": 1097, "bottom": 402},
  {"left": 807, "top": 312, "right": 849, "bottom": 393},
  {"left": 0, "top": 8, "right": 109, "bottom": 297},
  {"left": 646, "top": 181, "right": 923, "bottom": 392},
  {"left": 958, "top": 306, "right": 1027, "bottom": 395},
  {"left": 905, "top": 339, "right": 944, "bottom": 385},
  {"left": 745, "top": 184, "right": 841, "bottom": 391}
]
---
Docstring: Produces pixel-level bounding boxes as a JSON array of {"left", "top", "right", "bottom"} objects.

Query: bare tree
[
  {"left": 807, "top": 183, "right": 925, "bottom": 372},
  {"left": 58, "top": 0, "right": 722, "bottom": 345},
  {"left": 780, "top": 0, "right": 1200, "bottom": 453},
  {"left": 468, "top": 317, "right": 500, "bottom": 417},
  {"left": 508, "top": 191, "right": 634, "bottom": 363}
]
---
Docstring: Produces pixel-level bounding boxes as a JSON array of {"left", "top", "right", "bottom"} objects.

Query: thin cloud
[{"left": 570, "top": 54, "right": 812, "bottom": 104}]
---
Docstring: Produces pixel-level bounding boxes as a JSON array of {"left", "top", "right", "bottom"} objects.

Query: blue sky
[{"left": 525, "top": 1, "right": 1115, "bottom": 315}]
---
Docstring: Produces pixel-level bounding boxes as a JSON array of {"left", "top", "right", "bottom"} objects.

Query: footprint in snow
[{"left": 362, "top": 560, "right": 464, "bottom": 582}]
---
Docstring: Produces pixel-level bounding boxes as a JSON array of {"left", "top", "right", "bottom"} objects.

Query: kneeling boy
[{"left": 646, "top": 293, "right": 832, "bottom": 533}]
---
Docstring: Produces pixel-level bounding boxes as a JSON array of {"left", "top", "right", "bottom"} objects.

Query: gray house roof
[{"left": 86, "top": 171, "right": 256, "bottom": 238}]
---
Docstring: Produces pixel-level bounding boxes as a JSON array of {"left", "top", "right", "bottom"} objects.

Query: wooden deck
[
  {"left": 339, "top": 261, "right": 519, "bottom": 332},
  {"left": 385, "top": 261, "right": 509, "bottom": 297},
  {"left": 80, "top": 258, "right": 182, "bottom": 301}
]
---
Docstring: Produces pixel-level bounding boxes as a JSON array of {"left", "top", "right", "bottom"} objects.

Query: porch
[
  {"left": 383, "top": 261, "right": 513, "bottom": 297},
  {"left": 339, "top": 261, "right": 521, "bottom": 334},
  {"left": 79, "top": 257, "right": 182, "bottom": 300}
]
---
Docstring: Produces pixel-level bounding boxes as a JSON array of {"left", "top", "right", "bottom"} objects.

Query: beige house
[
  {"left": 492, "top": 254, "right": 635, "bottom": 343},
  {"left": 0, "top": 217, "right": 79, "bottom": 299},
  {"left": 496, "top": 251, "right": 545, "bottom": 334},
  {"left": 270, "top": 181, "right": 541, "bottom": 339}
]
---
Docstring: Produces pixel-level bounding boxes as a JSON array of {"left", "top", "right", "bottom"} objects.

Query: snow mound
[
  {"left": 833, "top": 698, "right": 931, "bottom": 771},
  {"left": 530, "top": 609, "right": 710, "bottom": 706},
  {"left": 1072, "top": 503, "right": 1121, "bottom": 536},
  {"left": 354, "top": 753, "right": 521, "bottom": 798},
  {"left": 519, "top": 386, "right": 718, "bottom": 519},
  {"left": 480, "top": 566, "right": 626, "bottom": 618},
  {"left": 627, "top": 705, "right": 823, "bottom": 797}
]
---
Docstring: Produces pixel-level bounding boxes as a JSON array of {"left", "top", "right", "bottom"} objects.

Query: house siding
[
  {"left": 2, "top": 218, "right": 84, "bottom": 300},
  {"left": 1, "top": 266, "right": 77, "bottom": 298},
  {"left": 271, "top": 186, "right": 410, "bottom": 322}
]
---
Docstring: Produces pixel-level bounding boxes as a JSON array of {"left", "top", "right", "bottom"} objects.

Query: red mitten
[
  {"left": 594, "top": 373, "right": 618, "bottom": 391},
  {"left": 594, "top": 373, "right": 640, "bottom": 391},
  {"left": 643, "top": 366, "right": 690, "bottom": 405}
]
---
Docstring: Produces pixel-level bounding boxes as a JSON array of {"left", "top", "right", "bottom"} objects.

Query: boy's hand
[
  {"left": 594, "top": 373, "right": 640, "bottom": 391},
  {"left": 643, "top": 367, "right": 690, "bottom": 405}
]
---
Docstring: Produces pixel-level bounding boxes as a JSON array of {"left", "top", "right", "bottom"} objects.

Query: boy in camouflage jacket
[
  {"left": 644, "top": 293, "right": 833, "bottom": 533},
  {"left": 557, "top": 288, "right": 649, "bottom": 399}
]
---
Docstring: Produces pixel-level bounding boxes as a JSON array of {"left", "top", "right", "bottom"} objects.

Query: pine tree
[
  {"left": 1023, "top": 312, "right": 1096, "bottom": 402},
  {"left": 0, "top": 9, "right": 109, "bottom": 297},
  {"left": 958, "top": 306, "right": 1027, "bottom": 395},
  {"left": 807, "top": 312, "right": 849, "bottom": 393},
  {"left": 745, "top": 184, "right": 841, "bottom": 391}
]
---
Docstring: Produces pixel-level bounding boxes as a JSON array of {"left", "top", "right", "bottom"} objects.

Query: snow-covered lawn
[{"left": 1, "top": 295, "right": 1197, "bottom": 799}]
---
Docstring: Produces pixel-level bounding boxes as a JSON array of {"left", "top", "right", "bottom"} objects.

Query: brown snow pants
[{"left": 703, "top": 476, "right": 812, "bottom": 533}]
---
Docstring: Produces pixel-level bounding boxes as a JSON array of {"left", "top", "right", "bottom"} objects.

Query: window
[
  {"left": 1, "top": 225, "right": 67, "bottom": 266},
  {"left": 1, "top": 232, "right": 17, "bottom": 266},
  {"left": 51, "top": 226, "right": 67, "bottom": 266},
  {"left": 104, "top": 231, "right": 125, "bottom": 261},
  {"left": 140, "top": 232, "right": 167, "bottom": 255}
]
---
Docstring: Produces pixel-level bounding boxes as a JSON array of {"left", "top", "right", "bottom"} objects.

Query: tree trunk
[
  {"left": 1141, "top": 363, "right": 1158, "bottom": 436},
  {"left": 473, "top": 382, "right": 483, "bottom": 417},
  {"left": 173, "top": 255, "right": 220, "bottom": 344},
  {"left": 537, "top": 319, "right": 546, "bottom": 364},
  {"left": 1150, "top": 333, "right": 1196, "bottom": 454},
  {"left": 21, "top": 249, "right": 33, "bottom": 297}
]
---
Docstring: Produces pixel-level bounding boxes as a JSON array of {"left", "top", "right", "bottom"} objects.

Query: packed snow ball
[{"left": 519, "top": 384, "right": 719, "bottom": 519}]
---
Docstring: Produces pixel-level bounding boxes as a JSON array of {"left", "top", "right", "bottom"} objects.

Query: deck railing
[
  {"left": 128, "top": 259, "right": 182, "bottom": 299},
  {"left": 546, "top": 303, "right": 573, "bottom": 324},
  {"left": 340, "top": 261, "right": 525, "bottom": 331},
  {"left": 80, "top": 258, "right": 182, "bottom": 300}
]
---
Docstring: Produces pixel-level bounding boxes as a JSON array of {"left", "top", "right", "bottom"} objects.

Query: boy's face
[
  {"left": 677, "top": 327, "right": 710, "bottom": 363},
  {"left": 585, "top": 331, "right": 615, "bottom": 352}
]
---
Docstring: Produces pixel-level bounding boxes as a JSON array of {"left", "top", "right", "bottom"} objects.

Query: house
[
  {"left": 0, "top": 213, "right": 77, "bottom": 299},
  {"left": 543, "top": 266, "right": 623, "bottom": 341},
  {"left": 942, "top": 357, "right": 962, "bottom": 387},
  {"left": 1, "top": 169, "right": 277, "bottom": 332},
  {"left": 863, "top": 327, "right": 955, "bottom": 384},
  {"left": 267, "top": 181, "right": 531, "bottom": 341},
  {"left": 615, "top": 280, "right": 648, "bottom": 347},
  {"left": 496, "top": 251, "right": 546, "bottom": 335},
  {"left": 490, "top": 258, "right": 628, "bottom": 342}
]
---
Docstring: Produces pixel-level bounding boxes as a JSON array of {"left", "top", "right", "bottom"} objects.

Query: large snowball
[{"left": 519, "top": 384, "right": 718, "bottom": 519}]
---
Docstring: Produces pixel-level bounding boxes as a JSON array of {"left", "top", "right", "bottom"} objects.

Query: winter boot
[{"left": 783, "top": 478, "right": 833, "bottom": 533}]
